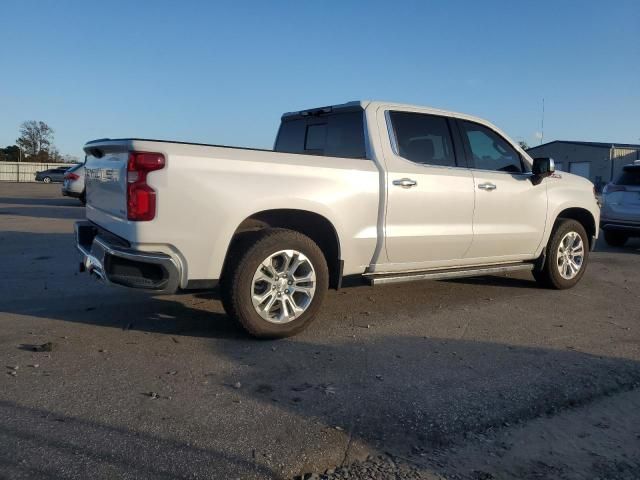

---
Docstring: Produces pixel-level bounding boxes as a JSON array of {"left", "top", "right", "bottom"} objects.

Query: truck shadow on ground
[
  {"left": 214, "top": 337, "right": 640, "bottom": 476},
  {"left": 0, "top": 196, "right": 83, "bottom": 207},
  {"left": 0, "top": 399, "right": 278, "bottom": 479},
  {"left": 3, "top": 330, "right": 640, "bottom": 479},
  {"left": 0, "top": 205, "right": 85, "bottom": 220}
]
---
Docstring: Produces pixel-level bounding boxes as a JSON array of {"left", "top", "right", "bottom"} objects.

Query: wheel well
[
  {"left": 225, "top": 209, "right": 342, "bottom": 289},
  {"left": 556, "top": 208, "right": 596, "bottom": 249}
]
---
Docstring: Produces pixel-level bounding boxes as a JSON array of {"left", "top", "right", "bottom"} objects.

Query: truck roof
[{"left": 281, "top": 100, "right": 493, "bottom": 127}]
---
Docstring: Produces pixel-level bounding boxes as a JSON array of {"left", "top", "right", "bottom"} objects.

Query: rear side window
[
  {"left": 389, "top": 111, "right": 457, "bottom": 167},
  {"left": 275, "top": 111, "right": 366, "bottom": 159},
  {"left": 460, "top": 120, "right": 523, "bottom": 173},
  {"left": 616, "top": 167, "right": 640, "bottom": 186}
]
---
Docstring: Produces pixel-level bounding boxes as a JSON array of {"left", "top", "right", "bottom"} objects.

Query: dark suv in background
[{"left": 601, "top": 163, "right": 640, "bottom": 246}]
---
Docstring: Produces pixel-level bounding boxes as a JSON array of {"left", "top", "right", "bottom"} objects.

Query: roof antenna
[{"left": 540, "top": 97, "right": 545, "bottom": 145}]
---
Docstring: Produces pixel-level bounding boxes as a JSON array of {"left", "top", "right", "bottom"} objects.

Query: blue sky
[{"left": 1, "top": 0, "right": 638, "bottom": 158}]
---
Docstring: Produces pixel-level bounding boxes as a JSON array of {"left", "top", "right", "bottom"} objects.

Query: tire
[
  {"left": 220, "top": 228, "right": 329, "bottom": 338},
  {"left": 604, "top": 230, "right": 628, "bottom": 247},
  {"left": 80, "top": 191, "right": 86, "bottom": 205},
  {"left": 43, "top": 177, "right": 51, "bottom": 184},
  {"left": 534, "top": 219, "right": 589, "bottom": 289}
]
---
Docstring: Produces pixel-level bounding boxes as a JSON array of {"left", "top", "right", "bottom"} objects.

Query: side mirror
[{"left": 531, "top": 157, "right": 555, "bottom": 185}]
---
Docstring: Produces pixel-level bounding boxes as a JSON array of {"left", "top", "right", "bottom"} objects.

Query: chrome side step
[{"left": 364, "top": 263, "right": 534, "bottom": 286}]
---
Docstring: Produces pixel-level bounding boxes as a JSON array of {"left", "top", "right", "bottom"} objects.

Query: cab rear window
[
  {"left": 275, "top": 111, "right": 366, "bottom": 159},
  {"left": 615, "top": 167, "right": 640, "bottom": 186}
]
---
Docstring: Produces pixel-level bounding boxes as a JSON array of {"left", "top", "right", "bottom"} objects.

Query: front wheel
[
  {"left": 604, "top": 230, "right": 628, "bottom": 247},
  {"left": 43, "top": 177, "right": 52, "bottom": 183},
  {"left": 534, "top": 219, "right": 589, "bottom": 289},
  {"left": 221, "top": 229, "right": 329, "bottom": 338}
]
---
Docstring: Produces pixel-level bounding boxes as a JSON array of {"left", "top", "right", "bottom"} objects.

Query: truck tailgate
[
  {"left": 84, "top": 142, "right": 132, "bottom": 237},
  {"left": 86, "top": 153, "right": 128, "bottom": 216}
]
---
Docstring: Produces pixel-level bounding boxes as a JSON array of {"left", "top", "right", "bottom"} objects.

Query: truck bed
[{"left": 83, "top": 138, "right": 381, "bottom": 286}]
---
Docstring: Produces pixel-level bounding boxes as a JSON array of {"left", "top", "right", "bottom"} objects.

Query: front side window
[
  {"left": 389, "top": 111, "right": 457, "bottom": 167},
  {"left": 460, "top": 120, "right": 523, "bottom": 173}
]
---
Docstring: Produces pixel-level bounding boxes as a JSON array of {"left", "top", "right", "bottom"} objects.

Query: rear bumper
[{"left": 75, "top": 221, "right": 180, "bottom": 293}]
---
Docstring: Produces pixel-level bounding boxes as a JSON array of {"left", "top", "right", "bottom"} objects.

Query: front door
[
  {"left": 457, "top": 119, "right": 547, "bottom": 260},
  {"left": 381, "top": 110, "right": 475, "bottom": 271}
]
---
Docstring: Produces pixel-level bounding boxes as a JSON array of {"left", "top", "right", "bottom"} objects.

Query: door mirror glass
[
  {"left": 531, "top": 157, "right": 555, "bottom": 184},
  {"left": 532, "top": 157, "right": 555, "bottom": 175}
]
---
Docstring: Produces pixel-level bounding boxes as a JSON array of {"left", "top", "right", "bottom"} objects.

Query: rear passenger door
[
  {"left": 380, "top": 110, "right": 475, "bottom": 270},
  {"left": 456, "top": 119, "right": 547, "bottom": 260}
]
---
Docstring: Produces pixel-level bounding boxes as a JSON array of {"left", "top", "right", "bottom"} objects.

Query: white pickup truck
[{"left": 76, "top": 101, "right": 600, "bottom": 337}]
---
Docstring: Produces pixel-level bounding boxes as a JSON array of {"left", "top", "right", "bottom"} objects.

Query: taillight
[
  {"left": 127, "top": 151, "right": 165, "bottom": 221},
  {"left": 603, "top": 183, "right": 626, "bottom": 194},
  {"left": 64, "top": 172, "right": 79, "bottom": 180}
]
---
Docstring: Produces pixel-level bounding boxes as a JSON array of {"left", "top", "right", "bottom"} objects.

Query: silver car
[
  {"left": 600, "top": 163, "right": 640, "bottom": 246},
  {"left": 61, "top": 162, "right": 86, "bottom": 204}
]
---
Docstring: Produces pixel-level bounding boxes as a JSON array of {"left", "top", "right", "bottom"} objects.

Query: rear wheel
[
  {"left": 534, "top": 219, "right": 589, "bottom": 289},
  {"left": 604, "top": 230, "right": 628, "bottom": 247},
  {"left": 221, "top": 228, "right": 328, "bottom": 338},
  {"left": 43, "top": 177, "right": 51, "bottom": 183},
  {"left": 80, "top": 191, "right": 86, "bottom": 205}
]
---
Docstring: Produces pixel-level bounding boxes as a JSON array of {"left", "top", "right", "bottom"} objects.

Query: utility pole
[
  {"left": 16, "top": 146, "right": 21, "bottom": 183},
  {"left": 540, "top": 97, "right": 545, "bottom": 145}
]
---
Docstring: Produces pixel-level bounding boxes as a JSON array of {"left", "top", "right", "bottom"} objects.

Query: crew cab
[{"left": 76, "top": 101, "right": 600, "bottom": 337}]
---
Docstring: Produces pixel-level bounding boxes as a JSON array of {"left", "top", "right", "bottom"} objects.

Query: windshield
[{"left": 615, "top": 166, "right": 640, "bottom": 186}]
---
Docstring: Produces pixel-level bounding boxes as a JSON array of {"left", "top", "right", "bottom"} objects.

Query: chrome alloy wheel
[
  {"left": 556, "top": 231, "right": 584, "bottom": 280},
  {"left": 251, "top": 249, "right": 316, "bottom": 324}
]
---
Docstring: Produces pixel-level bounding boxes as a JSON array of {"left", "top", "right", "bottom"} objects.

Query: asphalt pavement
[{"left": 1, "top": 183, "right": 639, "bottom": 479}]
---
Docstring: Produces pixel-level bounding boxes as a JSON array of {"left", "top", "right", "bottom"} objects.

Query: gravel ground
[{"left": 1, "top": 183, "right": 639, "bottom": 479}]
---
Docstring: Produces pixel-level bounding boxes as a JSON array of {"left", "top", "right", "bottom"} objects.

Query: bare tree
[
  {"left": 48, "top": 146, "right": 64, "bottom": 163},
  {"left": 517, "top": 140, "right": 530, "bottom": 150},
  {"left": 16, "top": 121, "right": 54, "bottom": 160}
]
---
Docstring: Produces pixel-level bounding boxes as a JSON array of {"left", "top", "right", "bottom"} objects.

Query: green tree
[{"left": 0, "top": 145, "right": 21, "bottom": 162}]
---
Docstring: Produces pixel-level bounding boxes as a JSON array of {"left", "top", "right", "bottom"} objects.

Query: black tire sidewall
[
  {"left": 544, "top": 219, "right": 589, "bottom": 289},
  {"left": 228, "top": 229, "right": 329, "bottom": 338}
]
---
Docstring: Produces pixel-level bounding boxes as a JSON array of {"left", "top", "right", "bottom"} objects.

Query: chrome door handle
[
  {"left": 393, "top": 178, "right": 417, "bottom": 188},
  {"left": 478, "top": 182, "right": 497, "bottom": 191}
]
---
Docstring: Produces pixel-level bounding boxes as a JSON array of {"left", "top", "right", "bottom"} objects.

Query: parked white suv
[
  {"left": 601, "top": 163, "right": 640, "bottom": 246},
  {"left": 75, "top": 101, "right": 600, "bottom": 337},
  {"left": 62, "top": 162, "right": 86, "bottom": 204}
]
